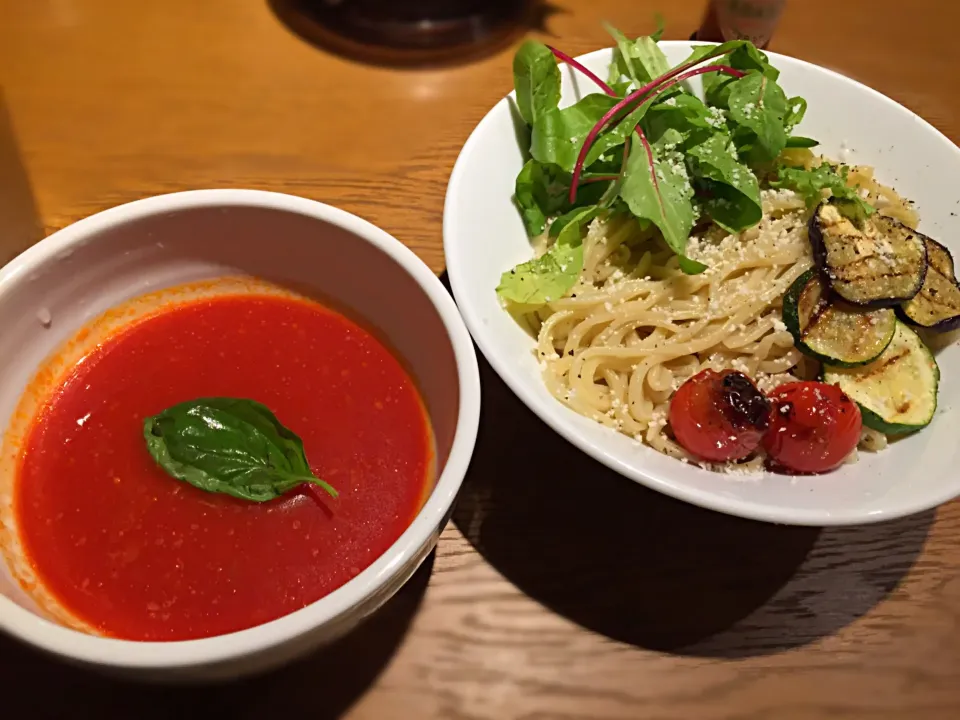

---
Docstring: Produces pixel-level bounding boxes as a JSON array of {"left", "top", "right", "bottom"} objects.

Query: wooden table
[{"left": 2, "top": 1, "right": 960, "bottom": 718}]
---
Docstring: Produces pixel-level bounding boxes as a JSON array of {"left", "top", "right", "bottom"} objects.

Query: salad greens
[{"left": 500, "top": 22, "right": 868, "bottom": 307}]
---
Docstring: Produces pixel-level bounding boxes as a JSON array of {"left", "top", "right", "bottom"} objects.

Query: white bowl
[
  {"left": 0, "top": 189, "right": 480, "bottom": 679},
  {"left": 444, "top": 43, "right": 960, "bottom": 527}
]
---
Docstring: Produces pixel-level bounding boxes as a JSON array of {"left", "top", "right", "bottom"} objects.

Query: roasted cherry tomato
[
  {"left": 762, "top": 381, "right": 862, "bottom": 474},
  {"left": 669, "top": 369, "right": 771, "bottom": 462}
]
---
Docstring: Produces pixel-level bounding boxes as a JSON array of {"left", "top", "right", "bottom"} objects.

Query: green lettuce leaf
[
  {"left": 513, "top": 41, "right": 561, "bottom": 126},
  {"left": 531, "top": 93, "right": 620, "bottom": 172},
  {"left": 514, "top": 160, "right": 572, "bottom": 236},
  {"left": 619, "top": 139, "right": 705, "bottom": 274},
  {"left": 604, "top": 21, "right": 670, "bottom": 89},
  {"left": 687, "top": 132, "right": 762, "bottom": 232},
  {"left": 726, "top": 71, "right": 789, "bottom": 163},
  {"left": 496, "top": 206, "right": 598, "bottom": 305}
]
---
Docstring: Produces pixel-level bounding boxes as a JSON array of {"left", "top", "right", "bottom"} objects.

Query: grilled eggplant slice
[
  {"left": 783, "top": 269, "right": 896, "bottom": 367},
  {"left": 809, "top": 201, "right": 927, "bottom": 307},
  {"left": 898, "top": 236, "right": 960, "bottom": 331},
  {"left": 822, "top": 321, "right": 939, "bottom": 434}
]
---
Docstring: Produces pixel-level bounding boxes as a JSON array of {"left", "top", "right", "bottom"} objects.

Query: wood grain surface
[{"left": 2, "top": 1, "right": 960, "bottom": 718}]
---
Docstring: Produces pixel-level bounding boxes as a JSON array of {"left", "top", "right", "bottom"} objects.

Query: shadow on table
[
  {"left": 452, "top": 353, "right": 933, "bottom": 659},
  {"left": 0, "top": 552, "right": 434, "bottom": 719},
  {"left": 0, "top": 88, "right": 44, "bottom": 263},
  {"left": 267, "top": 0, "right": 563, "bottom": 69}
]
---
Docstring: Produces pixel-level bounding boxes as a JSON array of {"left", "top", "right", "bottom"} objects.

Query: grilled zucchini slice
[
  {"left": 783, "top": 269, "right": 896, "bottom": 367},
  {"left": 809, "top": 201, "right": 927, "bottom": 308},
  {"left": 822, "top": 321, "right": 939, "bottom": 434},
  {"left": 898, "top": 236, "right": 960, "bottom": 331}
]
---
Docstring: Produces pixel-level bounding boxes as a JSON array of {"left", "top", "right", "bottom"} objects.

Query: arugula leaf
[
  {"left": 496, "top": 242, "right": 582, "bottom": 305},
  {"left": 770, "top": 164, "right": 876, "bottom": 216},
  {"left": 604, "top": 23, "right": 670, "bottom": 89},
  {"left": 619, "top": 139, "right": 704, "bottom": 273},
  {"left": 497, "top": 206, "right": 598, "bottom": 305},
  {"left": 515, "top": 160, "right": 548, "bottom": 236},
  {"left": 675, "top": 40, "right": 747, "bottom": 70},
  {"left": 677, "top": 40, "right": 748, "bottom": 105},
  {"left": 584, "top": 92, "right": 714, "bottom": 172},
  {"left": 531, "top": 93, "right": 620, "bottom": 172},
  {"left": 514, "top": 41, "right": 562, "bottom": 126},
  {"left": 643, "top": 94, "right": 713, "bottom": 144},
  {"left": 784, "top": 96, "right": 807, "bottom": 132},
  {"left": 144, "top": 398, "right": 338, "bottom": 503},
  {"left": 550, "top": 204, "right": 602, "bottom": 238},
  {"left": 727, "top": 43, "right": 779, "bottom": 80},
  {"left": 515, "top": 160, "right": 569, "bottom": 236},
  {"left": 687, "top": 132, "right": 762, "bottom": 232},
  {"left": 584, "top": 101, "right": 650, "bottom": 167},
  {"left": 726, "top": 71, "right": 789, "bottom": 163}
]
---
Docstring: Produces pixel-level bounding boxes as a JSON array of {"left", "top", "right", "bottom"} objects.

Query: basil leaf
[
  {"left": 531, "top": 93, "right": 620, "bottom": 172},
  {"left": 143, "top": 398, "right": 337, "bottom": 503},
  {"left": 770, "top": 164, "right": 876, "bottom": 216},
  {"left": 727, "top": 71, "right": 789, "bottom": 163},
  {"left": 619, "top": 139, "right": 704, "bottom": 273},
  {"left": 687, "top": 132, "right": 762, "bottom": 232},
  {"left": 513, "top": 40, "right": 561, "bottom": 126}
]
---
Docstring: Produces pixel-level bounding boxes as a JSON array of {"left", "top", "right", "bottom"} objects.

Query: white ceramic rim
[
  {"left": 0, "top": 189, "right": 481, "bottom": 668},
  {"left": 444, "top": 43, "right": 960, "bottom": 527}
]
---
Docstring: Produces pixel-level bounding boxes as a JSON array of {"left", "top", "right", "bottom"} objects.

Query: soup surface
[{"left": 14, "top": 288, "right": 432, "bottom": 641}]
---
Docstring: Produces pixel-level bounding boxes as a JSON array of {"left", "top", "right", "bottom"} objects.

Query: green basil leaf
[
  {"left": 619, "top": 139, "right": 701, "bottom": 273},
  {"left": 513, "top": 40, "right": 562, "bottom": 126},
  {"left": 143, "top": 398, "right": 337, "bottom": 503},
  {"left": 727, "top": 71, "right": 789, "bottom": 163},
  {"left": 531, "top": 93, "right": 620, "bottom": 172},
  {"left": 687, "top": 132, "right": 762, "bottom": 232}
]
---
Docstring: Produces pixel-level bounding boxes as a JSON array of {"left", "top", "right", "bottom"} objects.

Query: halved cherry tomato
[
  {"left": 669, "top": 369, "right": 771, "bottom": 462},
  {"left": 762, "top": 381, "right": 861, "bottom": 474}
]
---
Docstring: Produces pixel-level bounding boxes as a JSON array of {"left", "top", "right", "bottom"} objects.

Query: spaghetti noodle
[{"left": 521, "top": 157, "right": 917, "bottom": 468}]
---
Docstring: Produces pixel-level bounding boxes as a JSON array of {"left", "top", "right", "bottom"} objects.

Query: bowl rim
[
  {"left": 0, "top": 188, "right": 481, "bottom": 668},
  {"left": 443, "top": 42, "right": 960, "bottom": 527}
]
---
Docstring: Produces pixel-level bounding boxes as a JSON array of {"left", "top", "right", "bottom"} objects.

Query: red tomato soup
[{"left": 14, "top": 291, "right": 433, "bottom": 641}]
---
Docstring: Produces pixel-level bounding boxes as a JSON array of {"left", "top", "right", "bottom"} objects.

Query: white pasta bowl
[
  {"left": 0, "top": 189, "right": 481, "bottom": 679},
  {"left": 443, "top": 42, "right": 960, "bottom": 526}
]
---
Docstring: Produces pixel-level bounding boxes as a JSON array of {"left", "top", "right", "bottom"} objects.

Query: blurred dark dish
[{"left": 271, "top": 0, "right": 534, "bottom": 66}]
